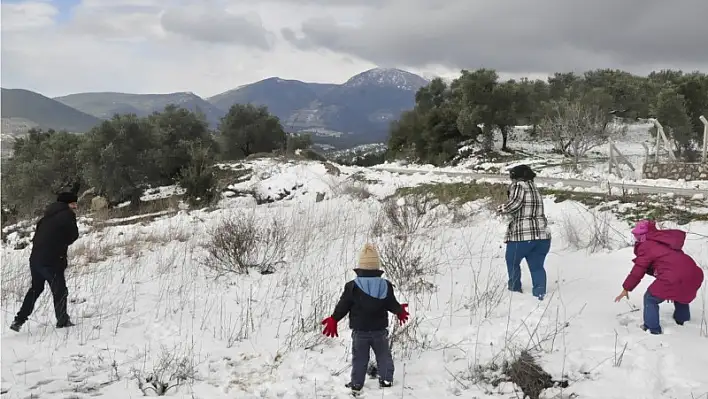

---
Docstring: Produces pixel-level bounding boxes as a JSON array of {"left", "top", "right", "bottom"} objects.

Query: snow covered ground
[
  {"left": 380, "top": 123, "right": 708, "bottom": 191},
  {"left": 2, "top": 159, "right": 708, "bottom": 399}
]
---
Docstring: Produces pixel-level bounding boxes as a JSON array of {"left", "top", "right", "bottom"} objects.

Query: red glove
[
  {"left": 321, "top": 316, "right": 338, "bottom": 337},
  {"left": 397, "top": 304, "right": 409, "bottom": 326}
]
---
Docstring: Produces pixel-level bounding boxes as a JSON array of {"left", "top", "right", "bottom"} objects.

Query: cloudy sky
[{"left": 2, "top": 0, "right": 707, "bottom": 98}]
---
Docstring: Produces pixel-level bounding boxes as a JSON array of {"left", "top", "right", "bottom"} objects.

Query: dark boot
[
  {"left": 56, "top": 319, "right": 75, "bottom": 328},
  {"left": 344, "top": 382, "right": 363, "bottom": 395},
  {"left": 10, "top": 320, "right": 23, "bottom": 332},
  {"left": 379, "top": 380, "right": 393, "bottom": 388}
]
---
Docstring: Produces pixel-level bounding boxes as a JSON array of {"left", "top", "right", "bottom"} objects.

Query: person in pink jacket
[{"left": 615, "top": 220, "right": 704, "bottom": 334}]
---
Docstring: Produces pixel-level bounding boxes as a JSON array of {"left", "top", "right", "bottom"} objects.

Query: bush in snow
[
  {"left": 177, "top": 142, "right": 219, "bottom": 207},
  {"left": 462, "top": 350, "right": 569, "bottom": 399},
  {"left": 538, "top": 96, "right": 627, "bottom": 169},
  {"left": 559, "top": 209, "right": 630, "bottom": 253},
  {"left": 131, "top": 347, "right": 198, "bottom": 396},
  {"left": 203, "top": 212, "right": 288, "bottom": 275},
  {"left": 335, "top": 181, "right": 373, "bottom": 200},
  {"left": 503, "top": 350, "right": 567, "bottom": 399},
  {"left": 372, "top": 195, "right": 436, "bottom": 238},
  {"left": 372, "top": 196, "right": 439, "bottom": 294}
]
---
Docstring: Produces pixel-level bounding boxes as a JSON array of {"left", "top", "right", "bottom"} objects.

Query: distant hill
[
  {"left": 1, "top": 88, "right": 103, "bottom": 134},
  {"left": 5, "top": 68, "right": 430, "bottom": 149},
  {"left": 208, "top": 78, "right": 338, "bottom": 119},
  {"left": 54, "top": 92, "right": 226, "bottom": 128},
  {"left": 209, "top": 68, "right": 429, "bottom": 145}
]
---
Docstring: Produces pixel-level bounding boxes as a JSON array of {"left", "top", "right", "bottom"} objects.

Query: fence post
[
  {"left": 700, "top": 115, "right": 708, "bottom": 163},
  {"left": 650, "top": 118, "right": 677, "bottom": 161}
]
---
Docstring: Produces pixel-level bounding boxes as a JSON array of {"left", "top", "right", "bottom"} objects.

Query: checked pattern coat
[{"left": 497, "top": 180, "right": 551, "bottom": 243}]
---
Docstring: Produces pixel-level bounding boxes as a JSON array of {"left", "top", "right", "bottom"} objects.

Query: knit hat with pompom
[{"left": 357, "top": 243, "right": 381, "bottom": 270}]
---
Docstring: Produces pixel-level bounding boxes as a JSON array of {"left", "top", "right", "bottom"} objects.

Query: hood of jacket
[{"left": 646, "top": 229, "right": 686, "bottom": 251}]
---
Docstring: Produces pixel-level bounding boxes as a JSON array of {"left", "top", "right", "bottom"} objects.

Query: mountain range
[{"left": 1, "top": 68, "right": 430, "bottom": 148}]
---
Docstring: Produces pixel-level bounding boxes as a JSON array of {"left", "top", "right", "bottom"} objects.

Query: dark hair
[{"left": 508, "top": 164, "right": 536, "bottom": 181}]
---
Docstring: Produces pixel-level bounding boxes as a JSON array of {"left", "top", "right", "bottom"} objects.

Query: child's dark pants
[{"left": 351, "top": 329, "right": 394, "bottom": 387}]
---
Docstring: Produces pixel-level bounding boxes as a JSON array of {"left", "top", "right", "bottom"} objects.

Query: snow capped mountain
[{"left": 342, "top": 67, "right": 430, "bottom": 91}]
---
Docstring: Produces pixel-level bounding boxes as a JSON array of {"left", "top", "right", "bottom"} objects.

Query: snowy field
[
  {"left": 380, "top": 122, "right": 708, "bottom": 191},
  {"left": 2, "top": 158, "right": 708, "bottom": 399}
]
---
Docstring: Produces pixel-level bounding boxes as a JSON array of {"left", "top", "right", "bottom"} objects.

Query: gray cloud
[
  {"left": 257, "top": 0, "right": 388, "bottom": 6},
  {"left": 161, "top": 8, "right": 273, "bottom": 50},
  {"left": 282, "top": 0, "right": 708, "bottom": 74}
]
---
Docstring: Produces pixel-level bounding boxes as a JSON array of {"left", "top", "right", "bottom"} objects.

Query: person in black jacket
[
  {"left": 321, "top": 243, "right": 410, "bottom": 395},
  {"left": 10, "top": 192, "right": 80, "bottom": 332}
]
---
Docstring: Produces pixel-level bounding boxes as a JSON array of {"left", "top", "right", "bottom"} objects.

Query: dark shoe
[
  {"left": 56, "top": 320, "right": 75, "bottom": 328},
  {"left": 345, "top": 382, "right": 363, "bottom": 392},
  {"left": 10, "top": 321, "right": 23, "bottom": 332},
  {"left": 379, "top": 380, "right": 393, "bottom": 388},
  {"left": 673, "top": 315, "right": 685, "bottom": 326}
]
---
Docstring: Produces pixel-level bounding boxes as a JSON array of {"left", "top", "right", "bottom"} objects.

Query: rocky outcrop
[
  {"left": 642, "top": 162, "right": 708, "bottom": 180},
  {"left": 91, "top": 196, "right": 109, "bottom": 211}
]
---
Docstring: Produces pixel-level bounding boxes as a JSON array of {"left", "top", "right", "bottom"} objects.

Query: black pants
[
  {"left": 15, "top": 264, "right": 69, "bottom": 324},
  {"left": 351, "top": 329, "right": 394, "bottom": 387}
]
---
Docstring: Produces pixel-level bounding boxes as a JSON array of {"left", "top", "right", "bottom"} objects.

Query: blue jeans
[
  {"left": 643, "top": 291, "right": 691, "bottom": 334},
  {"left": 505, "top": 239, "right": 551, "bottom": 298},
  {"left": 351, "top": 329, "right": 393, "bottom": 388}
]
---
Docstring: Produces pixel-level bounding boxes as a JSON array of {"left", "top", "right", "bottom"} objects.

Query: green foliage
[
  {"left": 1, "top": 129, "right": 85, "bottom": 216},
  {"left": 177, "top": 142, "right": 218, "bottom": 206},
  {"left": 388, "top": 68, "right": 708, "bottom": 165},
  {"left": 2, "top": 103, "right": 291, "bottom": 218},
  {"left": 147, "top": 104, "right": 214, "bottom": 184},
  {"left": 285, "top": 133, "right": 313, "bottom": 154},
  {"left": 79, "top": 114, "right": 157, "bottom": 208},
  {"left": 651, "top": 86, "right": 695, "bottom": 158},
  {"left": 218, "top": 104, "right": 287, "bottom": 160}
]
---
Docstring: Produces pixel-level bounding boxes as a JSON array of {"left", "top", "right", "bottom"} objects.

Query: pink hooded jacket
[{"left": 622, "top": 221, "right": 704, "bottom": 304}]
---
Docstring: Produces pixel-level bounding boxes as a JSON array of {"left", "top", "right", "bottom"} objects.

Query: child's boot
[
  {"left": 345, "top": 382, "right": 363, "bottom": 396},
  {"left": 379, "top": 379, "right": 393, "bottom": 388}
]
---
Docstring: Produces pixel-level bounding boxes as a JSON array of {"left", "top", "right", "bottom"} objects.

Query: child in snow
[
  {"left": 615, "top": 220, "right": 704, "bottom": 334},
  {"left": 321, "top": 243, "right": 410, "bottom": 395}
]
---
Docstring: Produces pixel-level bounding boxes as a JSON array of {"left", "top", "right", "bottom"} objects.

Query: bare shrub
[
  {"left": 465, "top": 266, "right": 506, "bottom": 319},
  {"left": 462, "top": 349, "right": 569, "bottom": 399},
  {"left": 371, "top": 195, "right": 440, "bottom": 294},
  {"left": 337, "top": 181, "right": 372, "bottom": 200},
  {"left": 372, "top": 195, "right": 436, "bottom": 238},
  {"left": 131, "top": 347, "right": 198, "bottom": 396},
  {"left": 503, "top": 350, "right": 566, "bottom": 399},
  {"left": 387, "top": 316, "right": 432, "bottom": 358},
  {"left": 613, "top": 330, "right": 628, "bottom": 367},
  {"left": 559, "top": 210, "right": 628, "bottom": 253},
  {"left": 1, "top": 260, "right": 27, "bottom": 303},
  {"left": 202, "top": 212, "right": 288, "bottom": 275},
  {"left": 539, "top": 97, "right": 627, "bottom": 169},
  {"left": 69, "top": 239, "right": 113, "bottom": 265},
  {"left": 375, "top": 235, "right": 438, "bottom": 294},
  {"left": 208, "top": 292, "right": 255, "bottom": 347},
  {"left": 282, "top": 288, "right": 337, "bottom": 351}
]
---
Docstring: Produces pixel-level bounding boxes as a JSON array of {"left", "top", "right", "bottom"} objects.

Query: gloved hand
[
  {"left": 321, "top": 316, "right": 338, "bottom": 337},
  {"left": 397, "top": 304, "right": 409, "bottom": 326}
]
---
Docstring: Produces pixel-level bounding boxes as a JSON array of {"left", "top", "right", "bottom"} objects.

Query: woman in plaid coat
[{"left": 496, "top": 164, "right": 552, "bottom": 300}]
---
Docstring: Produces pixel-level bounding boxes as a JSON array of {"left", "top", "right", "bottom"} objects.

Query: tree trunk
[
  {"left": 482, "top": 125, "right": 494, "bottom": 152},
  {"left": 500, "top": 126, "right": 510, "bottom": 152},
  {"left": 128, "top": 188, "right": 142, "bottom": 211}
]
